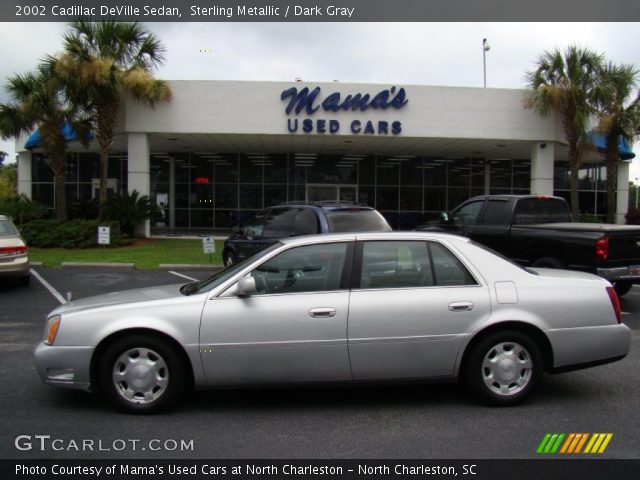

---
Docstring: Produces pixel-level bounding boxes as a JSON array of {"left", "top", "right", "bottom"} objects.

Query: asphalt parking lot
[{"left": 0, "top": 267, "right": 639, "bottom": 459}]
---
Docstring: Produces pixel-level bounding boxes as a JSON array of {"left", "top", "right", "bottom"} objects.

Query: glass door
[{"left": 307, "top": 184, "right": 358, "bottom": 203}]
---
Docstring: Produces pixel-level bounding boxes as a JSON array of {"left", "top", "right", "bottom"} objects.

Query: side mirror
[
  {"left": 439, "top": 212, "right": 450, "bottom": 223},
  {"left": 236, "top": 275, "right": 257, "bottom": 297}
]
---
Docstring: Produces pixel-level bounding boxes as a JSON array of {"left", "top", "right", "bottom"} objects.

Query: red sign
[{"left": 194, "top": 177, "right": 210, "bottom": 184}]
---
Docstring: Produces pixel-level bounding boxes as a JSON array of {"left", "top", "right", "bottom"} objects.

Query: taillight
[
  {"left": 606, "top": 286, "right": 622, "bottom": 324},
  {"left": 596, "top": 236, "right": 609, "bottom": 262},
  {"left": 0, "top": 246, "right": 27, "bottom": 256}
]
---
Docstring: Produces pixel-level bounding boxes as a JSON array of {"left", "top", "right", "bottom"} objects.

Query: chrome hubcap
[
  {"left": 481, "top": 342, "right": 533, "bottom": 396},
  {"left": 112, "top": 348, "right": 168, "bottom": 404}
]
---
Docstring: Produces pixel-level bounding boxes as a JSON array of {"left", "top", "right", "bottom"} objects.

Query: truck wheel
[
  {"left": 531, "top": 257, "right": 565, "bottom": 269},
  {"left": 463, "top": 330, "right": 543, "bottom": 406},
  {"left": 98, "top": 335, "right": 186, "bottom": 413},
  {"left": 613, "top": 281, "right": 633, "bottom": 297}
]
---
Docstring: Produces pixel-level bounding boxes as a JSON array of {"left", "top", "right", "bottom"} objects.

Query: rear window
[
  {"left": 513, "top": 198, "right": 571, "bottom": 224},
  {"left": 0, "top": 220, "right": 17, "bottom": 236},
  {"left": 326, "top": 209, "right": 392, "bottom": 233}
]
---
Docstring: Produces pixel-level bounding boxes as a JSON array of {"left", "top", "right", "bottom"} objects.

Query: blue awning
[
  {"left": 24, "top": 122, "right": 93, "bottom": 150},
  {"left": 586, "top": 131, "right": 635, "bottom": 161}
]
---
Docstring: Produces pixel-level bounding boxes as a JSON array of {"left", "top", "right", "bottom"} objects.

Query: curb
[
  {"left": 29, "top": 262, "right": 43, "bottom": 267},
  {"left": 60, "top": 262, "right": 135, "bottom": 269},
  {"left": 159, "top": 264, "right": 224, "bottom": 270}
]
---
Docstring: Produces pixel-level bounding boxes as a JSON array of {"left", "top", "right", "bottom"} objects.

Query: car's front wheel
[
  {"left": 223, "top": 250, "right": 237, "bottom": 266},
  {"left": 463, "top": 330, "right": 543, "bottom": 406},
  {"left": 98, "top": 335, "right": 186, "bottom": 413}
]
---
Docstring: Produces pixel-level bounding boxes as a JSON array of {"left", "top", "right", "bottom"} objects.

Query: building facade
[{"left": 16, "top": 80, "right": 632, "bottom": 235}]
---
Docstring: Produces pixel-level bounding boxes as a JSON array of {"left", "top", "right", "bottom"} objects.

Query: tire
[
  {"left": 98, "top": 335, "right": 187, "bottom": 413},
  {"left": 613, "top": 281, "right": 633, "bottom": 297},
  {"left": 531, "top": 257, "right": 565, "bottom": 269},
  {"left": 223, "top": 250, "right": 237, "bottom": 267},
  {"left": 463, "top": 330, "right": 543, "bottom": 406}
]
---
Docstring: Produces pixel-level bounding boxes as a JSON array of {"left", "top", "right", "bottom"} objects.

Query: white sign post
[
  {"left": 202, "top": 237, "right": 215, "bottom": 263},
  {"left": 98, "top": 226, "right": 110, "bottom": 260}
]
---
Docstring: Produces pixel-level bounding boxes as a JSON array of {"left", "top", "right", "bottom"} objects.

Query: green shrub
[
  {"left": 0, "top": 194, "right": 43, "bottom": 224},
  {"left": 101, "top": 190, "right": 155, "bottom": 237},
  {"left": 69, "top": 197, "right": 100, "bottom": 220},
  {"left": 19, "top": 219, "right": 127, "bottom": 248}
]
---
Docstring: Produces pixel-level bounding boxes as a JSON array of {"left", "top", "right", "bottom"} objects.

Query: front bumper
[
  {"left": 547, "top": 324, "right": 631, "bottom": 370},
  {"left": 33, "top": 342, "right": 93, "bottom": 391},
  {"left": 597, "top": 266, "right": 640, "bottom": 282}
]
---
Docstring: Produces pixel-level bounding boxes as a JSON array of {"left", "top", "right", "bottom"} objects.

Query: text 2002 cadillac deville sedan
[{"left": 34, "top": 232, "right": 631, "bottom": 413}]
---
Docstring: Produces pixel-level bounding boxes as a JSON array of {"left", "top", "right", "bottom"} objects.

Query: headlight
[{"left": 44, "top": 315, "right": 61, "bottom": 345}]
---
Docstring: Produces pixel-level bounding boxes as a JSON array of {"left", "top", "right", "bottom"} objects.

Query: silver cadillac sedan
[{"left": 34, "top": 232, "right": 631, "bottom": 413}]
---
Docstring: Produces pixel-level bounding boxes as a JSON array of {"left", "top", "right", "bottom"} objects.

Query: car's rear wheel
[
  {"left": 98, "top": 335, "right": 186, "bottom": 413},
  {"left": 463, "top": 330, "right": 543, "bottom": 406},
  {"left": 613, "top": 281, "right": 633, "bottom": 297}
]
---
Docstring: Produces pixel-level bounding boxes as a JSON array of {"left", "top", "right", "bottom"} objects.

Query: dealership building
[{"left": 15, "top": 80, "right": 633, "bottom": 235}]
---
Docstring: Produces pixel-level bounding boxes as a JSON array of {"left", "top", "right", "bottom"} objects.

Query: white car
[
  {"left": 0, "top": 215, "right": 29, "bottom": 286},
  {"left": 34, "top": 232, "right": 631, "bottom": 412}
]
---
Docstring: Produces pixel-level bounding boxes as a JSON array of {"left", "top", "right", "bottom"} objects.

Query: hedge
[{"left": 18, "top": 219, "right": 127, "bottom": 248}]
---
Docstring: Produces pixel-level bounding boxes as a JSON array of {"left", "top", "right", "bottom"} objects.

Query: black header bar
[{"left": 3, "top": 0, "right": 640, "bottom": 22}]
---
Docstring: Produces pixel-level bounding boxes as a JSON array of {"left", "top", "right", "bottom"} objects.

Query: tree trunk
[
  {"left": 605, "top": 139, "right": 619, "bottom": 224},
  {"left": 48, "top": 152, "right": 67, "bottom": 221},
  {"left": 568, "top": 142, "right": 580, "bottom": 221},
  {"left": 97, "top": 100, "right": 118, "bottom": 210}
]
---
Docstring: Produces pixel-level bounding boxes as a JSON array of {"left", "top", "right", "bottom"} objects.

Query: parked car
[
  {"left": 35, "top": 231, "right": 630, "bottom": 413},
  {"left": 222, "top": 202, "right": 391, "bottom": 266},
  {"left": 0, "top": 215, "right": 30, "bottom": 286},
  {"left": 417, "top": 195, "right": 640, "bottom": 296}
]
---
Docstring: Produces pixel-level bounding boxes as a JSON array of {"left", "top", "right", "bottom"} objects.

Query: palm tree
[
  {"left": 524, "top": 46, "right": 603, "bottom": 220},
  {"left": 592, "top": 62, "right": 640, "bottom": 223},
  {"left": 55, "top": 20, "right": 171, "bottom": 206},
  {"left": 0, "top": 65, "right": 90, "bottom": 220}
]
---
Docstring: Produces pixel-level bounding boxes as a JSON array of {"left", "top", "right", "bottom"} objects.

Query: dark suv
[{"left": 222, "top": 203, "right": 392, "bottom": 265}]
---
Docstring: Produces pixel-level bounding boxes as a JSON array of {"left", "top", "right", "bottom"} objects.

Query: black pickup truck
[{"left": 417, "top": 194, "right": 640, "bottom": 296}]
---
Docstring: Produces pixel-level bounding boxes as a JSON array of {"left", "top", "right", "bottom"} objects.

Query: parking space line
[
  {"left": 168, "top": 271, "right": 198, "bottom": 282},
  {"left": 30, "top": 269, "right": 67, "bottom": 305}
]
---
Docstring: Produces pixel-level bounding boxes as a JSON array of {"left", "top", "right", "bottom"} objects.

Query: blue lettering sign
[{"left": 282, "top": 86, "right": 408, "bottom": 115}]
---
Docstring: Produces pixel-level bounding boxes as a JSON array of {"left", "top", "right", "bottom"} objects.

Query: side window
[
  {"left": 292, "top": 208, "right": 320, "bottom": 235},
  {"left": 513, "top": 199, "right": 547, "bottom": 224},
  {"left": 479, "top": 200, "right": 510, "bottom": 225},
  {"left": 452, "top": 200, "right": 484, "bottom": 226},
  {"left": 359, "top": 241, "right": 434, "bottom": 289},
  {"left": 263, "top": 208, "right": 298, "bottom": 237},
  {"left": 244, "top": 210, "right": 266, "bottom": 238},
  {"left": 429, "top": 242, "right": 477, "bottom": 286},
  {"left": 250, "top": 242, "right": 348, "bottom": 294}
]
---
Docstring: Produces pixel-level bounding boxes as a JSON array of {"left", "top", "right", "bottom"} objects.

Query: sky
[{"left": 1, "top": 22, "right": 640, "bottom": 179}]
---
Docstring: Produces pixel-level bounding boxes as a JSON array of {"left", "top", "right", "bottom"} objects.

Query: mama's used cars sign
[{"left": 281, "top": 86, "right": 408, "bottom": 135}]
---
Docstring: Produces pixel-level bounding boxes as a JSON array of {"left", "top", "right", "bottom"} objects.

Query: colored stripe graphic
[{"left": 538, "top": 433, "right": 613, "bottom": 454}]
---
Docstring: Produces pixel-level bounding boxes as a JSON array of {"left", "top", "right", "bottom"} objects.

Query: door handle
[
  {"left": 309, "top": 308, "right": 336, "bottom": 318},
  {"left": 448, "top": 301, "right": 474, "bottom": 312}
]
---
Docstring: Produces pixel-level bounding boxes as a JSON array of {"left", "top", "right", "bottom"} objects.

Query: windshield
[
  {"left": 326, "top": 209, "right": 392, "bottom": 233},
  {"left": 181, "top": 242, "right": 282, "bottom": 295},
  {"left": 0, "top": 220, "right": 18, "bottom": 236},
  {"left": 468, "top": 240, "right": 538, "bottom": 275}
]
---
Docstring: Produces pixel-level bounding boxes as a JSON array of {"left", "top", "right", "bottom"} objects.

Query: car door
[
  {"left": 199, "top": 240, "right": 354, "bottom": 385},
  {"left": 468, "top": 199, "right": 512, "bottom": 254},
  {"left": 445, "top": 199, "right": 486, "bottom": 236},
  {"left": 347, "top": 239, "right": 490, "bottom": 380}
]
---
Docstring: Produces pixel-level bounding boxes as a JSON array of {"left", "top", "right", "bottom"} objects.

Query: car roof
[
  {"left": 0, "top": 215, "right": 10, "bottom": 221},
  {"left": 278, "top": 231, "right": 472, "bottom": 247},
  {"left": 273, "top": 202, "right": 374, "bottom": 211}
]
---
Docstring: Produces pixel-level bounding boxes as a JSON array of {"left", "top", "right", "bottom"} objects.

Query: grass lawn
[{"left": 30, "top": 239, "right": 224, "bottom": 269}]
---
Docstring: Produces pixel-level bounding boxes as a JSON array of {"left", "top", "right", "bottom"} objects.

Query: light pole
[
  {"left": 635, "top": 177, "right": 638, "bottom": 209},
  {"left": 482, "top": 38, "right": 491, "bottom": 88}
]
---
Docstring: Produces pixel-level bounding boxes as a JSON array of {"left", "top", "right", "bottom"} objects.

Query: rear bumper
[
  {"left": 547, "top": 324, "right": 631, "bottom": 371},
  {"left": 0, "top": 255, "right": 29, "bottom": 277},
  {"left": 597, "top": 266, "right": 640, "bottom": 282},
  {"left": 33, "top": 342, "right": 93, "bottom": 392}
]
